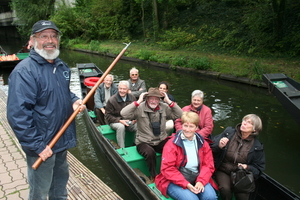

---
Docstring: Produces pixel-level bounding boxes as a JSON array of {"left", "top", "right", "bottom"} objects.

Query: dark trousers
[
  {"left": 215, "top": 170, "right": 250, "bottom": 200},
  {"left": 137, "top": 138, "right": 169, "bottom": 177},
  {"left": 95, "top": 108, "right": 106, "bottom": 125}
]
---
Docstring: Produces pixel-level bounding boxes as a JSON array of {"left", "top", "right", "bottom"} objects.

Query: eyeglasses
[
  {"left": 34, "top": 34, "right": 60, "bottom": 41},
  {"left": 242, "top": 119, "right": 253, "bottom": 126},
  {"left": 131, "top": 74, "right": 138, "bottom": 76}
]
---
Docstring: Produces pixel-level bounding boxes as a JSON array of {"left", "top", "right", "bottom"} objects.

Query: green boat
[{"left": 79, "top": 63, "right": 300, "bottom": 200}]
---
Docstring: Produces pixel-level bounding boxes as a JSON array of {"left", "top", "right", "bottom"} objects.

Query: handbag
[
  {"left": 231, "top": 166, "right": 255, "bottom": 193},
  {"left": 179, "top": 166, "right": 199, "bottom": 185}
]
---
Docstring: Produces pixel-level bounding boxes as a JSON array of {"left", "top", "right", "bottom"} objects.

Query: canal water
[{"left": 1, "top": 45, "right": 300, "bottom": 199}]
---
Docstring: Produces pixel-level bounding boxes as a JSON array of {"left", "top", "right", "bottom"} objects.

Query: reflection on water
[
  {"left": 212, "top": 102, "right": 233, "bottom": 122},
  {"left": 2, "top": 46, "right": 299, "bottom": 199}
]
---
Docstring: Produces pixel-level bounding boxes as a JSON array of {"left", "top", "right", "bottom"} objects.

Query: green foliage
[
  {"left": 10, "top": 0, "right": 56, "bottom": 38},
  {"left": 157, "top": 28, "right": 197, "bottom": 50},
  {"left": 134, "top": 49, "right": 155, "bottom": 60},
  {"left": 89, "top": 40, "right": 101, "bottom": 51},
  {"left": 63, "top": 38, "right": 83, "bottom": 48},
  {"left": 154, "top": 56, "right": 172, "bottom": 64},
  {"left": 251, "top": 61, "right": 265, "bottom": 80},
  {"left": 170, "top": 56, "right": 188, "bottom": 66},
  {"left": 19, "top": 0, "right": 299, "bottom": 58},
  {"left": 186, "top": 57, "right": 211, "bottom": 70}
]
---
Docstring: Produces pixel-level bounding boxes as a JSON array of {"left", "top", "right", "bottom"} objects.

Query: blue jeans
[
  {"left": 167, "top": 182, "right": 217, "bottom": 200},
  {"left": 26, "top": 150, "right": 69, "bottom": 200}
]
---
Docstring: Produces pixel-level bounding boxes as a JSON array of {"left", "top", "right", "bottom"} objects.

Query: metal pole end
[{"left": 123, "top": 42, "right": 131, "bottom": 49}]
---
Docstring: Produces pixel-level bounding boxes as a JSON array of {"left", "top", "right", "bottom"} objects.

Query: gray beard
[{"left": 34, "top": 43, "right": 60, "bottom": 60}]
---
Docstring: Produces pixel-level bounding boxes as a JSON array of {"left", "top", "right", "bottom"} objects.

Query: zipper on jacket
[{"left": 53, "top": 66, "right": 60, "bottom": 87}]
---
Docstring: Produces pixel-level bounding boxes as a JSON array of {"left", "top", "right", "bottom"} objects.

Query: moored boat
[
  {"left": 79, "top": 63, "right": 300, "bottom": 200},
  {"left": 262, "top": 73, "right": 300, "bottom": 126},
  {"left": 0, "top": 45, "right": 30, "bottom": 69}
]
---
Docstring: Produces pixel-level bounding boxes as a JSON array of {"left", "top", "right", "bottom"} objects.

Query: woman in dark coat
[{"left": 211, "top": 114, "right": 265, "bottom": 200}]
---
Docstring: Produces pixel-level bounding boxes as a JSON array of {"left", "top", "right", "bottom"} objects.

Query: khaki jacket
[{"left": 121, "top": 101, "right": 183, "bottom": 145}]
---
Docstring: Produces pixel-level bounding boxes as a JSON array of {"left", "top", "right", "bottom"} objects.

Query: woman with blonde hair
[{"left": 155, "top": 111, "right": 217, "bottom": 200}]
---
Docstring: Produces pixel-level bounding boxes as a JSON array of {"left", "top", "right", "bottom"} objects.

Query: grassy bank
[{"left": 66, "top": 40, "right": 300, "bottom": 82}]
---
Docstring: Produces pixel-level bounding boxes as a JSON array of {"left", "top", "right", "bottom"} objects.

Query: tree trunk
[
  {"left": 152, "top": 0, "right": 159, "bottom": 40},
  {"left": 141, "top": 0, "right": 146, "bottom": 38},
  {"left": 271, "top": 0, "right": 286, "bottom": 42}
]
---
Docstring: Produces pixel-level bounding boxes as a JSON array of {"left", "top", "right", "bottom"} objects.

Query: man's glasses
[
  {"left": 131, "top": 74, "right": 138, "bottom": 76},
  {"left": 34, "top": 34, "right": 60, "bottom": 41}
]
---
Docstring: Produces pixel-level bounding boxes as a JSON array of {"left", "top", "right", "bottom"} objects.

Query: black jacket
[{"left": 211, "top": 126, "right": 265, "bottom": 179}]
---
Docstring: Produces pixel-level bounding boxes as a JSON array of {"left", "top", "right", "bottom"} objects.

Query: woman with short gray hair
[
  {"left": 175, "top": 89, "right": 214, "bottom": 138},
  {"left": 211, "top": 114, "right": 265, "bottom": 200}
]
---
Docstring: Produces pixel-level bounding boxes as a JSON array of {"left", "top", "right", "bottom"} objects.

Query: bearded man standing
[{"left": 7, "top": 20, "right": 85, "bottom": 200}]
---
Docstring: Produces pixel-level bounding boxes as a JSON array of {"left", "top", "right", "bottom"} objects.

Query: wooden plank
[{"left": 67, "top": 152, "right": 123, "bottom": 200}]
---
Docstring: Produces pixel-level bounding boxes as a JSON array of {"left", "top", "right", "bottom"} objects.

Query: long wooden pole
[{"left": 32, "top": 42, "right": 131, "bottom": 170}]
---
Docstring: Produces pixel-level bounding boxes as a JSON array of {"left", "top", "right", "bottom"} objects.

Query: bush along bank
[{"left": 71, "top": 47, "right": 267, "bottom": 88}]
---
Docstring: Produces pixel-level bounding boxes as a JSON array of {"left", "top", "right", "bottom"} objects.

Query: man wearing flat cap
[
  {"left": 121, "top": 87, "right": 182, "bottom": 179},
  {"left": 7, "top": 20, "right": 85, "bottom": 200}
]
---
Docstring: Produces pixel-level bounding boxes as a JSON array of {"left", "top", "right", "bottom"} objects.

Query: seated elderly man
[
  {"left": 94, "top": 74, "right": 118, "bottom": 125},
  {"left": 121, "top": 87, "right": 182, "bottom": 179},
  {"left": 128, "top": 67, "right": 147, "bottom": 99},
  {"left": 105, "top": 80, "right": 137, "bottom": 148}
]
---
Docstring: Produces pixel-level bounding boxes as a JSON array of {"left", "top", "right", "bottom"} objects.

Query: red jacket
[
  {"left": 155, "top": 131, "right": 215, "bottom": 197},
  {"left": 175, "top": 104, "right": 214, "bottom": 138}
]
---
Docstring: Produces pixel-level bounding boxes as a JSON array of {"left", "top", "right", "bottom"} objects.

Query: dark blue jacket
[{"left": 7, "top": 50, "right": 79, "bottom": 156}]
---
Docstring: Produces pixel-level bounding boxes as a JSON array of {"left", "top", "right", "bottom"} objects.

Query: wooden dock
[{"left": 0, "top": 88, "right": 122, "bottom": 200}]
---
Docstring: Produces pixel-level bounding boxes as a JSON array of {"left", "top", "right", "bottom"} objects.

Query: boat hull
[
  {"left": 263, "top": 73, "right": 300, "bottom": 126},
  {"left": 82, "top": 109, "right": 162, "bottom": 200}
]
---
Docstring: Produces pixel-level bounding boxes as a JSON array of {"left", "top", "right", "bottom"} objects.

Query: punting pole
[{"left": 32, "top": 42, "right": 131, "bottom": 170}]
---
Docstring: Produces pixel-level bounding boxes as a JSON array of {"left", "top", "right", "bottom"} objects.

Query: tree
[{"left": 10, "top": 0, "right": 56, "bottom": 38}]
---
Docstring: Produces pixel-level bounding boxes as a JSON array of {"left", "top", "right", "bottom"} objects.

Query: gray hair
[
  {"left": 191, "top": 90, "right": 204, "bottom": 99},
  {"left": 130, "top": 67, "right": 139, "bottom": 74},
  {"left": 243, "top": 114, "right": 263, "bottom": 135},
  {"left": 118, "top": 80, "right": 129, "bottom": 88},
  {"left": 105, "top": 74, "right": 114, "bottom": 81}
]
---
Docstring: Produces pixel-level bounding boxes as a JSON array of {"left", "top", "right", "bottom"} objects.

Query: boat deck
[{"left": 0, "top": 89, "right": 122, "bottom": 200}]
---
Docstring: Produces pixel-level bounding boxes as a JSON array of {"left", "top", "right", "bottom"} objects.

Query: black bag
[
  {"left": 148, "top": 112, "right": 162, "bottom": 136},
  {"left": 151, "top": 121, "right": 161, "bottom": 136},
  {"left": 231, "top": 166, "right": 255, "bottom": 193},
  {"left": 179, "top": 166, "right": 199, "bottom": 185}
]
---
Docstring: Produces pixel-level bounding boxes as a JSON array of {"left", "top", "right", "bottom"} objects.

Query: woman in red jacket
[
  {"left": 174, "top": 90, "right": 214, "bottom": 138},
  {"left": 155, "top": 111, "right": 217, "bottom": 200}
]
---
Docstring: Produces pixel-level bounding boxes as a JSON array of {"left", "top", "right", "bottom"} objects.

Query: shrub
[
  {"left": 134, "top": 49, "right": 155, "bottom": 60},
  {"left": 186, "top": 57, "right": 211, "bottom": 70},
  {"left": 157, "top": 28, "right": 197, "bottom": 50},
  {"left": 89, "top": 40, "right": 101, "bottom": 51},
  {"left": 251, "top": 61, "right": 265, "bottom": 80},
  {"left": 170, "top": 56, "right": 188, "bottom": 66}
]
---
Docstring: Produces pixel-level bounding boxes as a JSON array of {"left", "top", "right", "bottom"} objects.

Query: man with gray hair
[
  {"left": 128, "top": 67, "right": 147, "bottom": 99},
  {"left": 105, "top": 80, "right": 137, "bottom": 148},
  {"left": 94, "top": 74, "right": 118, "bottom": 125}
]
